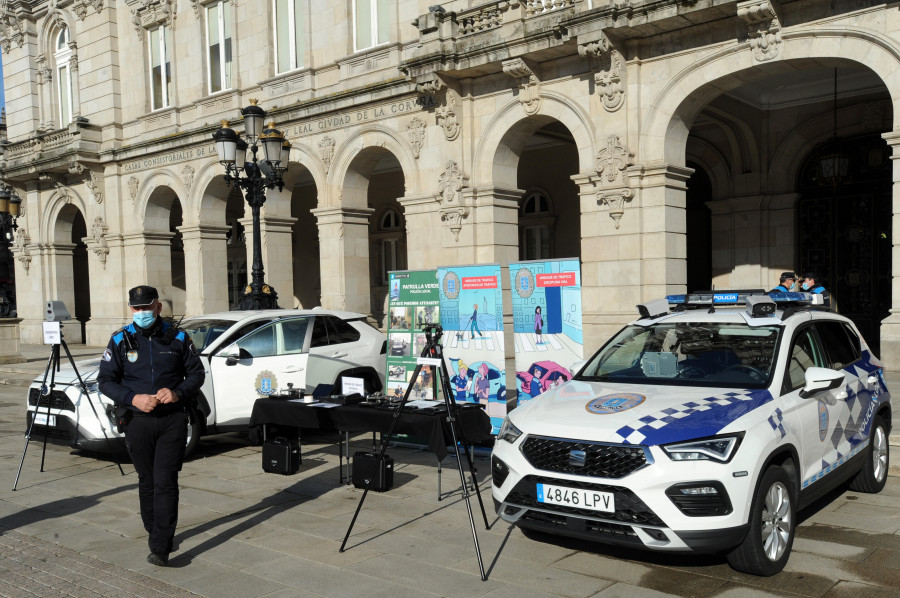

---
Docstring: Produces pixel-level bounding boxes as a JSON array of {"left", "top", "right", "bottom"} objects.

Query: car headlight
[
  {"left": 661, "top": 433, "right": 743, "bottom": 463},
  {"left": 497, "top": 417, "right": 523, "bottom": 444}
]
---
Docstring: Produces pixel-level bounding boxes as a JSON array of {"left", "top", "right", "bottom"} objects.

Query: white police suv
[{"left": 492, "top": 291, "right": 891, "bottom": 576}]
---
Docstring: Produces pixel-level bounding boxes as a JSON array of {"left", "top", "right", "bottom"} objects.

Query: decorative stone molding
[
  {"left": 579, "top": 37, "right": 625, "bottom": 112},
  {"left": 72, "top": 0, "right": 106, "bottom": 21},
  {"left": 181, "top": 164, "right": 194, "bottom": 191},
  {"left": 54, "top": 182, "right": 72, "bottom": 202},
  {"left": 319, "top": 137, "right": 335, "bottom": 174},
  {"left": 597, "top": 188, "right": 634, "bottom": 229},
  {"left": 36, "top": 56, "right": 52, "bottom": 86},
  {"left": 129, "top": 0, "right": 176, "bottom": 41},
  {"left": 84, "top": 216, "right": 109, "bottom": 267},
  {"left": 414, "top": 77, "right": 444, "bottom": 96},
  {"left": 435, "top": 91, "right": 460, "bottom": 141},
  {"left": 190, "top": 0, "right": 237, "bottom": 19},
  {"left": 86, "top": 170, "right": 103, "bottom": 204},
  {"left": 502, "top": 57, "right": 542, "bottom": 115},
  {"left": 406, "top": 117, "right": 426, "bottom": 159},
  {"left": 0, "top": 7, "right": 25, "bottom": 52},
  {"left": 11, "top": 229, "right": 31, "bottom": 274},
  {"left": 737, "top": 0, "right": 782, "bottom": 62},
  {"left": 436, "top": 160, "right": 469, "bottom": 242},
  {"left": 127, "top": 176, "right": 139, "bottom": 204},
  {"left": 67, "top": 160, "right": 85, "bottom": 175},
  {"left": 595, "top": 135, "right": 634, "bottom": 186}
]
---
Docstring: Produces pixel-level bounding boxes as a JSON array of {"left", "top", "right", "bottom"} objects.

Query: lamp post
[{"left": 212, "top": 99, "right": 291, "bottom": 310}]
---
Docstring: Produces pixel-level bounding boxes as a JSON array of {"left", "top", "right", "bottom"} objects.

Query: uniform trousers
[{"left": 125, "top": 410, "right": 188, "bottom": 555}]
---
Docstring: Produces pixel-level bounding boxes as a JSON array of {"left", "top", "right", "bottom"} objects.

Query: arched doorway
[
  {"left": 145, "top": 187, "right": 185, "bottom": 316},
  {"left": 290, "top": 166, "right": 321, "bottom": 309},
  {"left": 514, "top": 121, "right": 581, "bottom": 262},
  {"left": 52, "top": 204, "right": 90, "bottom": 342},
  {"left": 366, "top": 155, "right": 406, "bottom": 326},
  {"left": 798, "top": 133, "right": 892, "bottom": 354}
]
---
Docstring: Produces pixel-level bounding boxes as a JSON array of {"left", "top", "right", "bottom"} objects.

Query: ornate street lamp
[
  {"left": 212, "top": 99, "right": 290, "bottom": 310},
  {"left": 0, "top": 184, "right": 21, "bottom": 243}
]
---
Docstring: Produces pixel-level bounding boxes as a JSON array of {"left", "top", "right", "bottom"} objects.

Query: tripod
[
  {"left": 340, "top": 324, "right": 490, "bottom": 581},
  {"left": 14, "top": 332, "right": 125, "bottom": 490}
]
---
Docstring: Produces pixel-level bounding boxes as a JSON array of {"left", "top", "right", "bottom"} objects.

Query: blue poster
[
  {"left": 509, "top": 259, "right": 583, "bottom": 405},
  {"left": 437, "top": 264, "right": 506, "bottom": 433}
]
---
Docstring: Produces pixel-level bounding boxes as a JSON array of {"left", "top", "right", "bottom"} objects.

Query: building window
[
  {"left": 519, "top": 190, "right": 554, "bottom": 261},
  {"left": 54, "top": 27, "right": 73, "bottom": 125},
  {"left": 274, "top": 0, "right": 305, "bottom": 73},
  {"left": 206, "top": 0, "right": 233, "bottom": 93},
  {"left": 149, "top": 25, "right": 173, "bottom": 110},
  {"left": 354, "top": 0, "right": 389, "bottom": 51}
]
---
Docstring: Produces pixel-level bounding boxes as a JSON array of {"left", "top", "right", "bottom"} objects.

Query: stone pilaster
[
  {"left": 179, "top": 224, "right": 230, "bottom": 316},
  {"left": 877, "top": 131, "right": 900, "bottom": 369},
  {"left": 311, "top": 206, "right": 374, "bottom": 314}
]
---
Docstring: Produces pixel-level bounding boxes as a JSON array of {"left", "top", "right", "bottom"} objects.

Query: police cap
[
  {"left": 802, "top": 272, "right": 819, "bottom": 281},
  {"left": 128, "top": 285, "right": 159, "bottom": 307},
  {"left": 779, "top": 272, "right": 796, "bottom": 282}
]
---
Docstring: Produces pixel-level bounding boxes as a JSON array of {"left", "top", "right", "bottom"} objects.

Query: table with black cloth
[{"left": 249, "top": 398, "right": 493, "bottom": 483}]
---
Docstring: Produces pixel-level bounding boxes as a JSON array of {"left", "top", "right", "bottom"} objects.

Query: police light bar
[
  {"left": 665, "top": 290, "right": 766, "bottom": 306},
  {"left": 766, "top": 291, "right": 821, "bottom": 305}
]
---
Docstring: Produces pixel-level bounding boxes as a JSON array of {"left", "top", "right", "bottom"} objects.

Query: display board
[
  {"left": 437, "top": 264, "right": 506, "bottom": 433},
  {"left": 509, "top": 259, "right": 584, "bottom": 405},
  {"left": 385, "top": 269, "right": 441, "bottom": 401}
]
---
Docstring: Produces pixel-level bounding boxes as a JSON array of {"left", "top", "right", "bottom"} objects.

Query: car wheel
[
  {"left": 849, "top": 414, "right": 889, "bottom": 493},
  {"left": 727, "top": 464, "right": 795, "bottom": 576},
  {"left": 184, "top": 409, "right": 201, "bottom": 459}
]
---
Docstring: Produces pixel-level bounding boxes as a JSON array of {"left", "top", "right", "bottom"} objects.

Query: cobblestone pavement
[{"left": 0, "top": 344, "right": 899, "bottom": 597}]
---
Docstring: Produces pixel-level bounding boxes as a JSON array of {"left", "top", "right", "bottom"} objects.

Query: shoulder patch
[
  {"left": 112, "top": 332, "right": 124, "bottom": 345},
  {"left": 102, "top": 348, "right": 112, "bottom": 362}
]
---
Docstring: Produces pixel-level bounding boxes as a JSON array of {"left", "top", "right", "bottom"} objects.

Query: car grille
[
  {"left": 520, "top": 436, "right": 649, "bottom": 479},
  {"left": 28, "top": 387, "right": 75, "bottom": 412},
  {"left": 505, "top": 475, "right": 666, "bottom": 527},
  {"left": 519, "top": 510, "right": 641, "bottom": 543},
  {"left": 26, "top": 423, "right": 73, "bottom": 441}
]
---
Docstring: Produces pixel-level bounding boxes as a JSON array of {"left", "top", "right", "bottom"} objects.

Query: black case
[
  {"left": 352, "top": 452, "right": 394, "bottom": 491},
  {"left": 262, "top": 437, "right": 301, "bottom": 475}
]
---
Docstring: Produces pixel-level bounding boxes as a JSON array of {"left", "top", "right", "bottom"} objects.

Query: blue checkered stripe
[
  {"left": 768, "top": 408, "right": 786, "bottom": 439},
  {"left": 802, "top": 360, "right": 887, "bottom": 489},
  {"left": 612, "top": 389, "right": 774, "bottom": 445}
]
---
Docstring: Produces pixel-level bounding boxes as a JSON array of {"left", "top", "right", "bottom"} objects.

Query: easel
[
  {"left": 339, "top": 324, "right": 490, "bottom": 581},
  {"left": 14, "top": 303, "right": 124, "bottom": 490}
]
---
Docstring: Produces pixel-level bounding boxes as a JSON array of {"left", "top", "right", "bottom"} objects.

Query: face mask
[
  {"left": 132, "top": 310, "right": 156, "bottom": 328},
  {"left": 788, "top": 282, "right": 795, "bottom": 291},
  {"left": 801, "top": 282, "right": 811, "bottom": 291}
]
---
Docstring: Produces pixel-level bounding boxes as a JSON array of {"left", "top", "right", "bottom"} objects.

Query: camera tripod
[
  {"left": 14, "top": 333, "right": 125, "bottom": 490},
  {"left": 340, "top": 324, "right": 489, "bottom": 581}
]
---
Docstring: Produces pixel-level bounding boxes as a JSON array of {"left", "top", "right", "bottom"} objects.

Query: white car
[
  {"left": 25, "top": 308, "right": 387, "bottom": 456},
  {"left": 492, "top": 291, "right": 891, "bottom": 576}
]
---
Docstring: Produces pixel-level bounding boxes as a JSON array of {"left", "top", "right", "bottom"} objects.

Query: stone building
[{"left": 0, "top": 0, "right": 898, "bottom": 368}]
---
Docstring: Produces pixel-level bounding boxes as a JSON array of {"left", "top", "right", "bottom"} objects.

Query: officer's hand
[
  {"left": 133, "top": 393, "right": 158, "bottom": 413},
  {"left": 156, "top": 388, "right": 178, "bottom": 404}
]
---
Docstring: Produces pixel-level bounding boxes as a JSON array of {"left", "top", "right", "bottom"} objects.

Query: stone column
[
  {"left": 465, "top": 186, "right": 522, "bottom": 268},
  {"left": 179, "top": 224, "right": 230, "bottom": 316},
  {"left": 397, "top": 193, "right": 439, "bottom": 270},
  {"left": 0, "top": 318, "right": 26, "bottom": 364},
  {"left": 878, "top": 131, "right": 900, "bottom": 369},
  {"left": 45, "top": 243, "right": 83, "bottom": 343},
  {"left": 122, "top": 231, "right": 175, "bottom": 316},
  {"left": 311, "top": 206, "right": 374, "bottom": 314},
  {"left": 237, "top": 214, "right": 296, "bottom": 309}
]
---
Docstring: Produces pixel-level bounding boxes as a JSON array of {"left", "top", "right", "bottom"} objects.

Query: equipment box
[
  {"left": 352, "top": 452, "right": 394, "bottom": 491},
  {"left": 262, "top": 437, "right": 301, "bottom": 475}
]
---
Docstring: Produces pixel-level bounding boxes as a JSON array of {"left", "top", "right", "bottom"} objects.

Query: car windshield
[
  {"left": 182, "top": 318, "right": 238, "bottom": 351},
  {"left": 577, "top": 322, "right": 782, "bottom": 387}
]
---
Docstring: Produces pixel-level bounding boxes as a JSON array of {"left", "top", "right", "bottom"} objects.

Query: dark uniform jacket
[{"left": 98, "top": 320, "right": 205, "bottom": 415}]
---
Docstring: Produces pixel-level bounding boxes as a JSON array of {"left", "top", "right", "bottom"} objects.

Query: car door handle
[
  {"left": 283, "top": 367, "right": 304, "bottom": 373},
  {"left": 331, "top": 352, "right": 349, "bottom": 358}
]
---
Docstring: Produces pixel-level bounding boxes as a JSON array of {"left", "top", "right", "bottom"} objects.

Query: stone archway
[
  {"left": 144, "top": 186, "right": 185, "bottom": 316},
  {"left": 50, "top": 203, "right": 89, "bottom": 342}
]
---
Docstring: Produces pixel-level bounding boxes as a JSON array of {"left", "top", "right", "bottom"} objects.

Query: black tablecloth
[{"left": 249, "top": 399, "right": 493, "bottom": 460}]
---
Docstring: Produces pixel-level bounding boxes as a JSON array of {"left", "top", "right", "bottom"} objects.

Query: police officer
[
  {"left": 97, "top": 285, "right": 204, "bottom": 567},
  {"left": 801, "top": 271, "right": 832, "bottom": 307},
  {"left": 770, "top": 272, "right": 796, "bottom": 293}
]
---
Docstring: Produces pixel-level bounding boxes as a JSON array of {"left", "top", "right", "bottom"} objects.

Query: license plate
[
  {"left": 536, "top": 483, "right": 614, "bottom": 512},
  {"left": 33, "top": 413, "right": 56, "bottom": 427}
]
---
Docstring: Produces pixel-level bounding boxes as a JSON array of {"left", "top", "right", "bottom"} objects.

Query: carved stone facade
[{"left": 0, "top": 0, "right": 899, "bottom": 369}]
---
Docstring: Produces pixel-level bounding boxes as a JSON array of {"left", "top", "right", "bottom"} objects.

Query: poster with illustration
[
  {"left": 437, "top": 264, "right": 506, "bottom": 433},
  {"left": 509, "top": 259, "right": 583, "bottom": 405},
  {"left": 385, "top": 269, "right": 441, "bottom": 402}
]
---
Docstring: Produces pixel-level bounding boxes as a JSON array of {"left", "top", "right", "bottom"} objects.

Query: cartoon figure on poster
[
  {"left": 510, "top": 260, "right": 584, "bottom": 405},
  {"left": 438, "top": 264, "right": 506, "bottom": 433}
]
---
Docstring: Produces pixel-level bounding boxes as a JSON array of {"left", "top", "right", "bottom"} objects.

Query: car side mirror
[
  {"left": 799, "top": 366, "right": 844, "bottom": 398},
  {"left": 219, "top": 344, "right": 252, "bottom": 366},
  {"left": 568, "top": 360, "right": 586, "bottom": 377}
]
